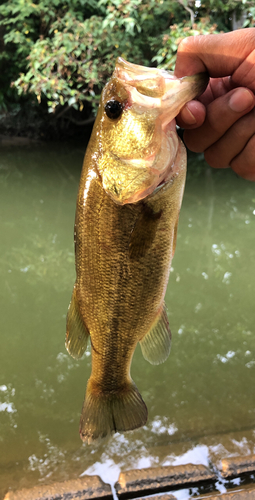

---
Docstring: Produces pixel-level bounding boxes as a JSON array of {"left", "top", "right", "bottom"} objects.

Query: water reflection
[
  {"left": 150, "top": 418, "right": 178, "bottom": 437},
  {"left": 0, "top": 384, "right": 17, "bottom": 430},
  {"left": 0, "top": 146, "right": 255, "bottom": 497}
]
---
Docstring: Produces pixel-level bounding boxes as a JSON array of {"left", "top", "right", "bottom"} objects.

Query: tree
[{"left": 0, "top": 0, "right": 254, "bottom": 129}]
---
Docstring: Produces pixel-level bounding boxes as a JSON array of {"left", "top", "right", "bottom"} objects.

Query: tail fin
[{"left": 79, "top": 378, "right": 148, "bottom": 443}]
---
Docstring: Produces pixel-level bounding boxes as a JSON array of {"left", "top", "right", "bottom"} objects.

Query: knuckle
[
  {"left": 204, "top": 148, "right": 217, "bottom": 168},
  {"left": 235, "top": 117, "right": 255, "bottom": 141},
  {"left": 204, "top": 147, "right": 227, "bottom": 169},
  {"left": 230, "top": 135, "right": 255, "bottom": 179},
  {"left": 177, "top": 37, "right": 192, "bottom": 53},
  {"left": 183, "top": 130, "right": 205, "bottom": 153},
  {"left": 236, "top": 128, "right": 250, "bottom": 142}
]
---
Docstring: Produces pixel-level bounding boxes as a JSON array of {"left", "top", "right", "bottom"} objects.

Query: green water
[{"left": 0, "top": 144, "right": 255, "bottom": 498}]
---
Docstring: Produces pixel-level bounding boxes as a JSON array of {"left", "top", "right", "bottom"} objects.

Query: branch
[
  {"left": 178, "top": 0, "right": 195, "bottom": 25},
  {"left": 55, "top": 103, "right": 73, "bottom": 119},
  {"left": 55, "top": 98, "right": 98, "bottom": 121},
  {"left": 61, "top": 115, "right": 95, "bottom": 126}
]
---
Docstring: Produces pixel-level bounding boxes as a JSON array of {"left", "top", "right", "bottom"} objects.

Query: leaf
[{"left": 68, "top": 96, "right": 76, "bottom": 106}]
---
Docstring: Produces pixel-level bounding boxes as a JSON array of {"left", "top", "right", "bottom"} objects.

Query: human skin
[{"left": 174, "top": 28, "right": 255, "bottom": 180}]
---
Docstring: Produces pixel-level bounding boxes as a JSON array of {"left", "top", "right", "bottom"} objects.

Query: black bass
[{"left": 66, "top": 58, "right": 208, "bottom": 443}]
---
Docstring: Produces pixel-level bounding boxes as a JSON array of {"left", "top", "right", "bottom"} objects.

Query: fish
[{"left": 65, "top": 58, "right": 208, "bottom": 443}]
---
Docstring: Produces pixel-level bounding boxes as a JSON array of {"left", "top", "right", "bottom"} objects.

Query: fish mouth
[
  {"left": 155, "top": 175, "right": 168, "bottom": 190},
  {"left": 103, "top": 59, "right": 208, "bottom": 205},
  {"left": 114, "top": 57, "right": 209, "bottom": 122}
]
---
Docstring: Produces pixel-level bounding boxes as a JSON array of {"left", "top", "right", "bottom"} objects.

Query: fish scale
[{"left": 65, "top": 58, "right": 208, "bottom": 443}]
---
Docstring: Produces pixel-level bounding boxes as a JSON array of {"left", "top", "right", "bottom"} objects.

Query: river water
[{"left": 0, "top": 143, "right": 255, "bottom": 498}]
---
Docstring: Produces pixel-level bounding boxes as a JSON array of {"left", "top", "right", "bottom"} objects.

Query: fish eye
[{"left": 105, "top": 100, "right": 123, "bottom": 119}]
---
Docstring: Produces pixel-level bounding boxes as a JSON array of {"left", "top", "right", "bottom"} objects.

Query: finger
[
  {"left": 183, "top": 88, "right": 255, "bottom": 153},
  {"left": 177, "top": 77, "right": 234, "bottom": 129},
  {"left": 199, "top": 77, "right": 233, "bottom": 106},
  {"left": 204, "top": 108, "right": 255, "bottom": 169},
  {"left": 230, "top": 134, "right": 255, "bottom": 181},
  {"left": 174, "top": 28, "right": 255, "bottom": 93},
  {"left": 176, "top": 100, "right": 206, "bottom": 129}
]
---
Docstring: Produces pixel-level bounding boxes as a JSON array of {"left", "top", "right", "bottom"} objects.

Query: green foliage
[
  {"left": 5, "top": 0, "right": 179, "bottom": 112},
  {"left": 0, "top": 0, "right": 100, "bottom": 111},
  {"left": 152, "top": 18, "right": 219, "bottom": 70},
  {"left": 0, "top": 0, "right": 254, "bottom": 118}
]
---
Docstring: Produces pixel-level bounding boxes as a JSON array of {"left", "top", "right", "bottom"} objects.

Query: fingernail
[
  {"left": 180, "top": 105, "right": 197, "bottom": 124},
  {"left": 229, "top": 88, "right": 254, "bottom": 113}
]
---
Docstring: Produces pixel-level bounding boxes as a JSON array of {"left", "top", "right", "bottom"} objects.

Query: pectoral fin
[
  {"left": 65, "top": 285, "right": 89, "bottom": 359},
  {"left": 139, "top": 304, "right": 171, "bottom": 365}
]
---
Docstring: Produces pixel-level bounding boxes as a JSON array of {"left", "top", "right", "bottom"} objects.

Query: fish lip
[
  {"left": 115, "top": 57, "right": 208, "bottom": 100},
  {"left": 155, "top": 176, "right": 168, "bottom": 190},
  {"left": 114, "top": 57, "right": 164, "bottom": 81},
  {"left": 152, "top": 160, "right": 174, "bottom": 194}
]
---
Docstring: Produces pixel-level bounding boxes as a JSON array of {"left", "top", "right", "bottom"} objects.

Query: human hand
[{"left": 174, "top": 28, "right": 255, "bottom": 180}]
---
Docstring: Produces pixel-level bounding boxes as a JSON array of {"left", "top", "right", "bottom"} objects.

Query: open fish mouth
[
  {"left": 101, "top": 58, "right": 208, "bottom": 205},
  {"left": 114, "top": 57, "right": 208, "bottom": 123}
]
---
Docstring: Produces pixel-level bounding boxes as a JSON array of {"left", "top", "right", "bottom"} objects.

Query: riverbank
[{"left": 0, "top": 106, "right": 95, "bottom": 142}]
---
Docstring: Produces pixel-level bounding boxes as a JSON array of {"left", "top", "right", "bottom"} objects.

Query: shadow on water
[{"left": 0, "top": 145, "right": 254, "bottom": 498}]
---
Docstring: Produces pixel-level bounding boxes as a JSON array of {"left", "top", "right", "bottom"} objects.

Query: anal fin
[
  {"left": 139, "top": 303, "right": 171, "bottom": 365},
  {"left": 65, "top": 285, "right": 89, "bottom": 359}
]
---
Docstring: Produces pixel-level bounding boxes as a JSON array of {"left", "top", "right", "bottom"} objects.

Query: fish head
[{"left": 95, "top": 58, "right": 208, "bottom": 204}]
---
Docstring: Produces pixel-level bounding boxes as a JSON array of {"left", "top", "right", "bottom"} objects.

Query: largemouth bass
[{"left": 66, "top": 58, "right": 207, "bottom": 443}]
